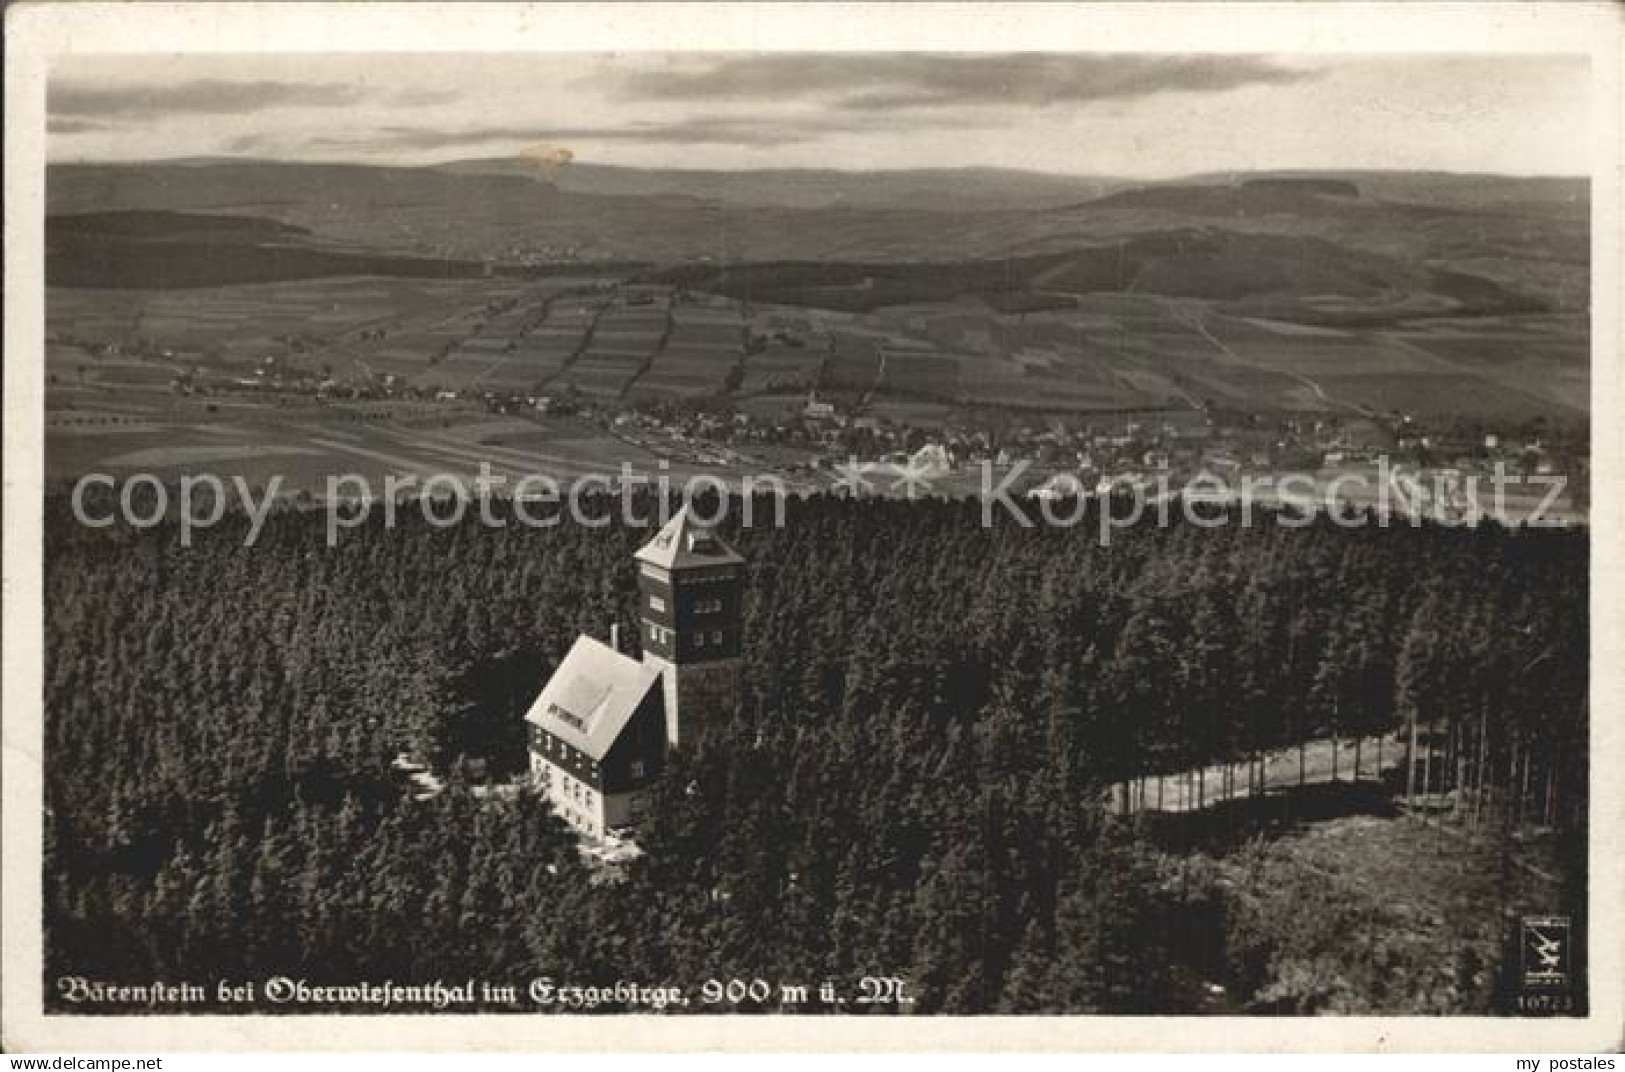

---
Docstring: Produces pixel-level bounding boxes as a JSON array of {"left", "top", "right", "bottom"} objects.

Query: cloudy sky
[{"left": 47, "top": 52, "right": 1591, "bottom": 176}]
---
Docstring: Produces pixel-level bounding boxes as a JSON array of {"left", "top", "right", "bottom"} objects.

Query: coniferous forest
[{"left": 42, "top": 493, "right": 1588, "bottom": 1015}]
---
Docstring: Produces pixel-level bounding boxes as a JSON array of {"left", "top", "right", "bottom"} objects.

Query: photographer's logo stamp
[{"left": 1521, "top": 915, "right": 1571, "bottom": 989}]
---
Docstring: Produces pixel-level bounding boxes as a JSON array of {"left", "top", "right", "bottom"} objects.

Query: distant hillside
[
  {"left": 1239, "top": 177, "right": 1361, "bottom": 198},
  {"left": 48, "top": 160, "right": 996, "bottom": 263},
  {"left": 45, "top": 161, "right": 1585, "bottom": 315},
  {"left": 48, "top": 210, "right": 313, "bottom": 240},
  {"left": 45, "top": 210, "right": 499, "bottom": 288},
  {"left": 650, "top": 230, "right": 1542, "bottom": 321},
  {"left": 1069, "top": 180, "right": 1432, "bottom": 220},
  {"left": 1022, "top": 174, "right": 1588, "bottom": 313},
  {"left": 1192, "top": 169, "right": 1589, "bottom": 210},
  {"left": 49, "top": 160, "right": 557, "bottom": 219},
  {"left": 434, "top": 160, "right": 1126, "bottom": 211}
]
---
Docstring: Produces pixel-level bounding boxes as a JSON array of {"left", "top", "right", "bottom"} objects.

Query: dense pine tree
[{"left": 41, "top": 492, "right": 1587, "bottom": 1013}]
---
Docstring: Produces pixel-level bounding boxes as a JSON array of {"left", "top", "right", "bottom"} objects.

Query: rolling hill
[
  {"left": 47, "top": 161, "right": 1585, "bottom": 281},
  {"left": 45, "top": 210, "right": 507, "bottom": 288},
  {"left": 42, "top": 159, "right": 1589, "bottom": 421},
  {"left": 645, "top": 229, "right": 1542, "bottom": 322},
  {"left": 435, "top": 159, "right": 1128, "bottom": 211}
]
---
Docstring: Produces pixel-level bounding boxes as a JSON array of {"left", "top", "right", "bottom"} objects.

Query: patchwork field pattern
[
  {"left": 636, "top": 301, "right": 745, "bottom": 398},
  {"left": 561, "top": 292, "right": 671, "bottom": 399},
  {"left": 45, "top": 233, "right": 1587, "bottom": 516}
]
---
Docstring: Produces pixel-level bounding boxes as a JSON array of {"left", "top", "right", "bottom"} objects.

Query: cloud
[
  {"left": 390, "top": 87, "right": 461, "bottom": 108},
  {"left": 610, "top": 53, "right": 1312, "bottom": 110},
  {"left": 50, "top": 79, "right": 371, "bottom": 120}
]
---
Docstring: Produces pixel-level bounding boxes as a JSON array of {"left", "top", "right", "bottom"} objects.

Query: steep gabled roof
[
  {"left": 524, "top": 635, "right": 662, "bottom": 761},
  {"left": 633, "top": 504, "right": 744, "bottom": 570}
]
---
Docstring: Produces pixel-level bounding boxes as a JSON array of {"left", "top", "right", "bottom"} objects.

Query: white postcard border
[{"left": 4, "top": 0, "right": 1622, "bottom": 1053}]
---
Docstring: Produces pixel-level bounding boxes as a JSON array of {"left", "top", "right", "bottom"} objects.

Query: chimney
[{"left": 610, "top": 622, "right": 621, "bottom": 652}]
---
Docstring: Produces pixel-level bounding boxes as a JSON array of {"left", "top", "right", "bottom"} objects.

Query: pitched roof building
[{"left": 524, "top": 636, "right": 666, "bottom": 840}]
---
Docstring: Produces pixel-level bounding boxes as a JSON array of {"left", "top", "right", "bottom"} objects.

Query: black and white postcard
[{"left": 3, "top": 0, "right": 1622, "bottom": 1053}]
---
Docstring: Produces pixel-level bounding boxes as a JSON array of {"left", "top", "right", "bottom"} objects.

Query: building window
[
  {"left": 631, "top": 760, "right": 645, "bottom": 779},
  {"left": 711, "top": 630, "right": 724, "bottom": 646}
]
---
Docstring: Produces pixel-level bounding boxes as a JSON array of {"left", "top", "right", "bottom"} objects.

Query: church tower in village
[{"left": 633, "top": 506, "right": 745, "bottom": 748}]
